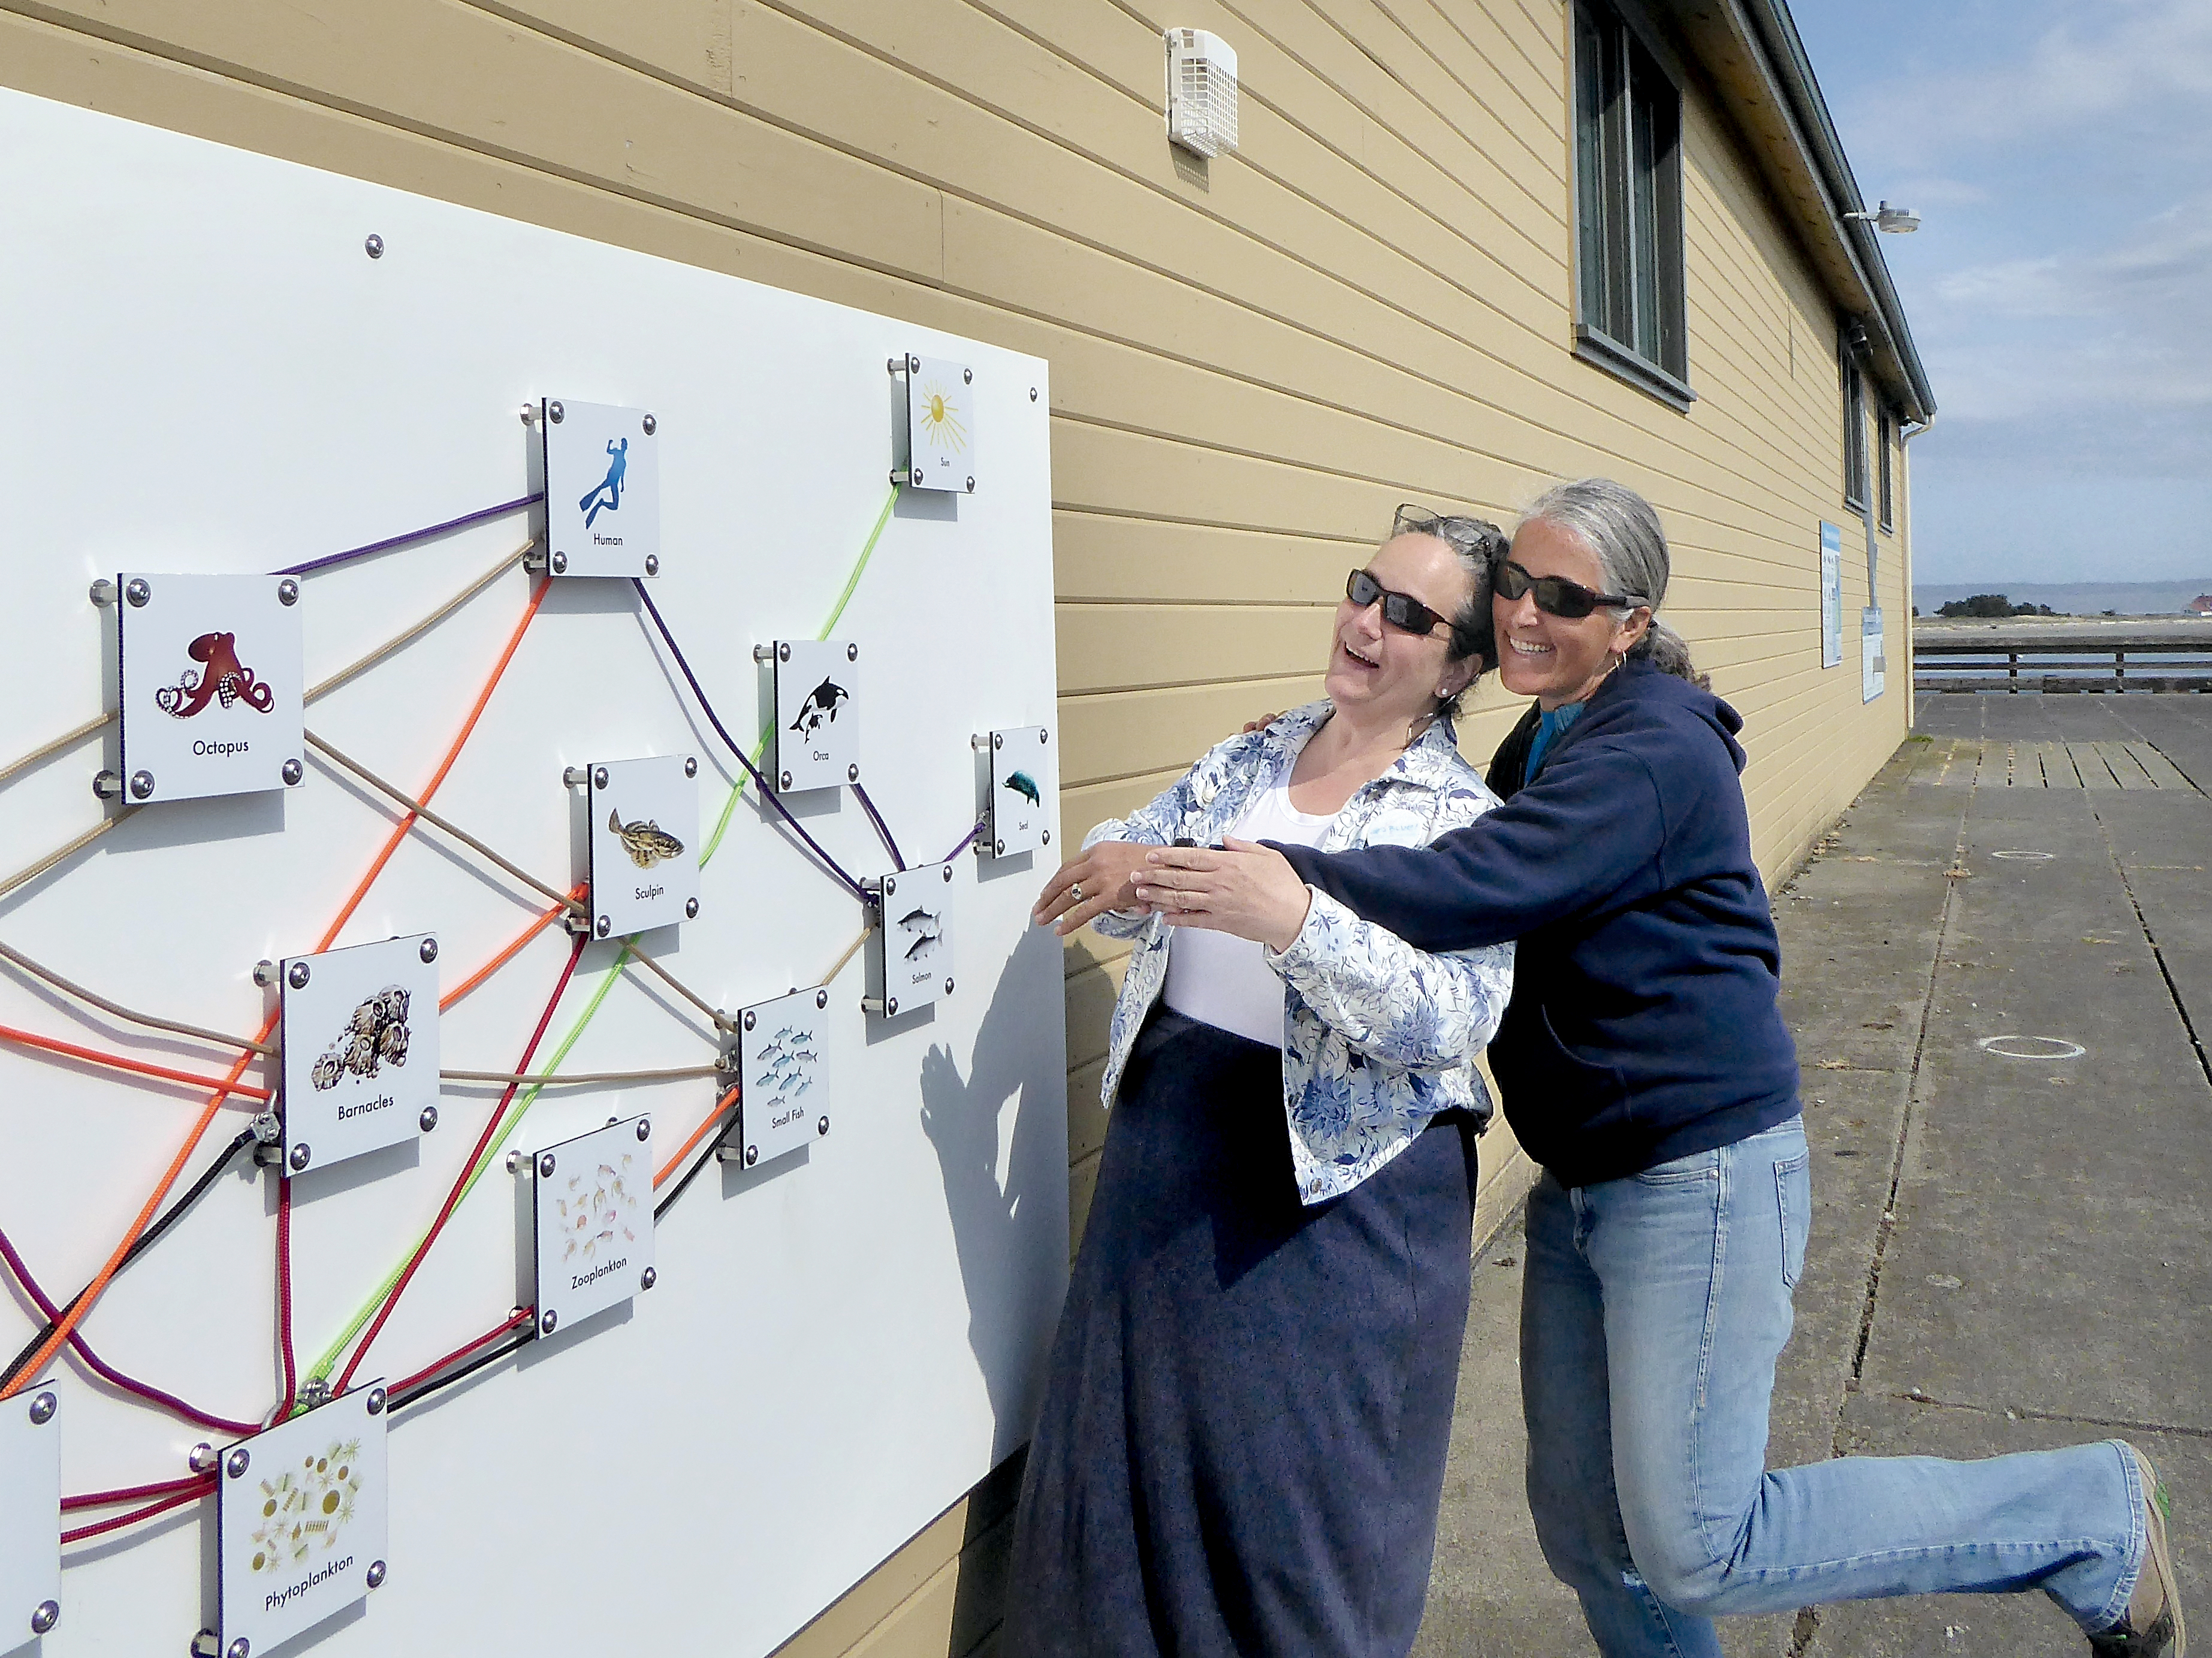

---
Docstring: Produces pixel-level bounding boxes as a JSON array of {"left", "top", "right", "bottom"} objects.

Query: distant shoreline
[{"left": 1913, "top": 579, "right": 2212, "bottom": 619}]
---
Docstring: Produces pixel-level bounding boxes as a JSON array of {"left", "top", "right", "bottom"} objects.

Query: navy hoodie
[{"left": 1271, "top": 660, "right": 1799, "bottom": 1186}]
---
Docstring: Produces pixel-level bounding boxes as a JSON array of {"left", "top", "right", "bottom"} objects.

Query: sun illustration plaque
[
  {"left": 733, "top": 986, "right": 833, "bottom": 1168},
  {"left": 521, "top": 1114, "right": 656, "bottom": 1338},
  {"left": 900, "top": 355, "right": 977, "bottom": 494},
  {"left": 769, "top": 639, "right": 859, "bottom": 795},
  {"left": 865, "top": 860, "right": 956, "bottom": 1019},
  {"left": 984, "top": 726, "right": 1054, "bottom": 859},
  {"left": 216, "top": 1381, "right": 389, "bottom": 1657},
  {"left": 277, "top": 932, "right": 440, "bottom": 1176},
  {"left": 537, "top": 397, "right": 661, "bottom": 579},
  {"left": 581, "top": 754, "right": 700, "bottom": 939}
]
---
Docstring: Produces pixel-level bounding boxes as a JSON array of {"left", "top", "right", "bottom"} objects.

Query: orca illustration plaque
[
  {"left": 584, "top": 754, "right": 700, "bottom": 939},
  {"left": 113, "top": 571, "right": 304, "bottom": 804},
  {"left": 735, "top": 986, "right": 832, "bottom": 1168},
  {"left": 523, "top": 1114, "right": 655, "bottom": 1337},
  {"left": 985, "top": 726, "right": 1052, "bottom": 859},
  {"left": 865, "top": 861, "right": 956, "bottom": 1018},
  {"left": 538, "top": 398, "right": 660, "bottom": 578},
  {"left": 216, "top": 1382, "right": 389, "bottom": 1658},
  {"left": 900, "top": 355, "right": 976, "bottom": 494},
  {"left": 0, "top": 1382, "right": 59, "bottom": 1650},
  {"left": 278, "top": 933, "right": 440, "bottom": 1176},
  {"left": 771, "top": 640, "right": 859, "bottom": 794}
]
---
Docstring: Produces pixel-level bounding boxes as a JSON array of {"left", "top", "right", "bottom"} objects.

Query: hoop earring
[{"left": 1609, "top": 651, "right": 1625, "bottom": 672}]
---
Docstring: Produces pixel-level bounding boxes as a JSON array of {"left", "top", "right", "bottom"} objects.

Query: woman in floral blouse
[{"left": 1002, "top": 508, "right": 1517, "bottom": 1657}]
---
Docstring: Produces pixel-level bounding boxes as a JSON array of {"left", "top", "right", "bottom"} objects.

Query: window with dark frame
[
  {"left": 1877, "top": 411, "right": 1894, "bottom": 531},
  {"left": 1840, "top": 345, "right": 1869, "bottom": 511},
  {"left": 1571, "top": 0, "right": 1689, "bottom": 401}
]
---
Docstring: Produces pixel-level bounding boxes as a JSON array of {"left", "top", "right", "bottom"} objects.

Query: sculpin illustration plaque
[
  {"left": 278, "top": 932, "right": 440, "bottom": 1176},
  {"left": 985, "top": 726, "right": 1053, "bottom": 859},
  {"left": 215, "top": 1382, "right": 389, "bottom": 1658},
  {"left": 522, "top": 1114, "right": 656, "bottom": 1337},
  {"left": 899, "top": 355, "right": 976, "bottom": 494},
  {"left": 865, "top": 861, "right": 956, "bottom": 1018},
  {"left": 770, "top": 640, "right": 859, "bottom": 794},
  {"left": 113, "top": 571, "right": 304, "bottom": 804},
  {"left": 0, "top": 1382, "right": 60, "bottom": 1650},
  {"left": 735, "top": 986, "right": 832, "bottom": 1168},
  {"left": 538, "top": 397, "right": 660, "bottom": 579},
  {"left": 584, "top": 754, "right": 700, "bottom": 939}
]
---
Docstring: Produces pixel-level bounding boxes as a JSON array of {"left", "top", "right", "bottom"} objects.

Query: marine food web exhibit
[{"left": 0, "top": 89, "right": 1068, "bottom": 1657}]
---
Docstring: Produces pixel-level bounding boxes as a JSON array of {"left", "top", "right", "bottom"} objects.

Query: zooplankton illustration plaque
[
  {"left": 215, "top": 1381, "right": 390, "bottom": 1658},
  {"left": 899, "top": 355, "right": 976, "bottom": 494},
  {"left": 521, "top": 1114, "right": 656, "bottom": 1337},
  {"left": 110, "top": 571, "right": 304, "bottom": 804},
  {"left": 770, "top": 640, "right": 860, "bottom": 794},
  {"left": 0, "top": 1382, "right": 60, "bottom": 1648},
  {"left": 733, "top": 986, "right": 832, "bottom": 1168},
  {"left": 984, "top": 726, "right": 1053, "bottom": 858},
  {"left": 277, "top": 933, "right": 440, "bottom": 1176},
  {"left": 582, "top": 754, "right": 701, "bottom": 939},
  {"left": 865, "top": 861, "right": 956, "bottom": 1018},
  {"left": 537, "top": 398, "right": 660, "bottom": 579}
]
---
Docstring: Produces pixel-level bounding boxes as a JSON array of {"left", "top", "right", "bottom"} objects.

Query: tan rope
[
  {"left": 0, "top": 939, "right": 272, "bottom": 1056},
  {"left": 306, "top": 543, "right": 532, "bottom": 703},
  {"left": 0, "top": 819, "right": 117, "bottom": 907},
  {"left": 0, "top": 713, "right": 114, "bottom": 792},
  {"left": 623, "top": 949, "right": 735, "bottom": 1033},
  {"left": 822, "top": 924, "right": 873, "bottom": 986}
]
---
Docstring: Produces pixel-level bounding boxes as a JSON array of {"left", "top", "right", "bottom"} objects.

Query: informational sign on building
[
  {"left": 1820, "top": 523, "right": 1843, "bottom": 669},
  {"left": 1862, "top": 606, "right": 1886, "bottom": 703}
]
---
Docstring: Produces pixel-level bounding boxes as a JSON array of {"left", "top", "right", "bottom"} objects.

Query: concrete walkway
[{"left": 1413, "top": 693, "right": 2212, "bottom": 1656}]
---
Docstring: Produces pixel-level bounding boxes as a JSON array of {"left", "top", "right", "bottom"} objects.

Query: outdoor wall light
[{"left": 1845, "top": 200, "right": 1920, "bottom": 233}]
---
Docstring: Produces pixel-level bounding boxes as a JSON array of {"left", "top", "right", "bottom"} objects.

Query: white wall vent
[{"left": 1165, "top": 29, "right": 1239, "bottom": 158}]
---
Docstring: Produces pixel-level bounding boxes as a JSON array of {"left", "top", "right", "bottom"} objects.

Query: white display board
[{"left": 0, "top": 88, "right": 1065, "bottom": 1658}]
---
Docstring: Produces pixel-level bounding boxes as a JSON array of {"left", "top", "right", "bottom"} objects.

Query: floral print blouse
[{"left": 1086, "top": 701, "right": 1516, "bottom": 1204}]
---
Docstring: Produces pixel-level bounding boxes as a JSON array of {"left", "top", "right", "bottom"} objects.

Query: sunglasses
[
  {"left": 1345, "top": 568, "right": 1454, "bottom": 638},
  {"left": 1494, "top": 559, "right": 1644, "bottom": 621}
]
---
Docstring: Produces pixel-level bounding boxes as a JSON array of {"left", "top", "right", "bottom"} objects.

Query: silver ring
[{"left": 1070, "top": 881, "right": 1084, "bottom": 902}]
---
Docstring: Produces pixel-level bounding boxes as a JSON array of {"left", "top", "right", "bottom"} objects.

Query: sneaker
[{"left": 2092, "top": 1445, "right": 2185, "bottom": 1656}]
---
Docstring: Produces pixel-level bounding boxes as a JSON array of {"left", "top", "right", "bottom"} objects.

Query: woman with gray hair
[{"left": 1110, "top": 479, "right": 2182, "bottom": 1658}]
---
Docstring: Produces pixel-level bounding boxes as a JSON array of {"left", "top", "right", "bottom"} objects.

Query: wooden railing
[{"left": 1914, "top": 625, "right": 2212, "bottom": 693}]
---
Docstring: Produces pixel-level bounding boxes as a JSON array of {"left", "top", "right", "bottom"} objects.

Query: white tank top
[{"left": 1160, "top": 773, "right": 1339, "bottom": 1047}]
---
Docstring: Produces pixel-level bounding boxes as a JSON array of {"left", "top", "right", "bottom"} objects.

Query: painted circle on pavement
[
  {"left": 1992, "top": 850, "right": 2055, "bottom": 861},
  {"left": 1977, "top": 1035, "right": 2086, "bottom": 1060}
]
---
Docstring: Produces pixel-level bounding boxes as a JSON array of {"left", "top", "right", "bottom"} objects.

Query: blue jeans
[{"left": 1522, "top": 1117, "right": 2144, "bottom": 1656}]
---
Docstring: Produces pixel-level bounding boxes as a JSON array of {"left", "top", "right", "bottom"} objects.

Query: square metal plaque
[
  {"left": 901, "top": 355, "right": 976, "bottom": 493},
  {"left": 524, "top": 1115, "right": 656, "bottom": 1337},
  {"left": 279, "top": 933, "right": 439, "bottom": 1176},
  {"left": 735, "top": 986, "right": 832, "bottom": 1168},
  {"left": 985, "top": 726, "right": 1053, "bottom": 859},
  {"left": 584, "top": 754, "right": 700, "bottom": 939},
  {"left": 771, "top": 640, "right": 859, "bottom": 794},
  {"left": 216, "top": 1382, "right": 389, "bottom": 1658},
  {"left": 114, "top": 572, "right": 303, "bottom": 804},
  {"left": 539, "top": 397, "right": 660, "bottom": 578},
  {"left": 0, "top": 1382, "right": 60, "bottom": 1648},
  {"left": 866, "top": 861, "right": 956, "bottom": 1018}
]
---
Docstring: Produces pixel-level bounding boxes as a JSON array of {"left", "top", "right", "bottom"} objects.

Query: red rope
[
  {"left": 61, "top": 1479, "right": 210, "bottom": 1545},
  {"left": 274, "top": 1177, "right": 298, "bottom": 1421},
  {"left": 390, "top": 1306, "right": 535, "bottom": 1398},
  {"left": 62, "top": 1473, "right": 207, "bottom": 1512}
]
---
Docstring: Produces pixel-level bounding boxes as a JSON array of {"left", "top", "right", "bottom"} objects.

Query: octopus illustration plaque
[
  {"left": 0, "top": 1381, "right": 60, "bottom": 1648},
  {"left": 538, "top": 397, "right": 660, "bottom": 579},
  {"left": 215, "top": 1381, "right": 389, "bottom": 1658},
  {"left": 277, "top": 932, "right": 440, "bottom": 1176},
  {"left": 984, "top": 726, "right": 1053, "bottom": 859},
  {"left": 865, "top": 861, "right": 956, "bottom": 1019},
  {"left": 735, "top": 986, "right": 833, "bottom": 1168},
  {"left": 900, "top": 355, "right": 977, "bottom": 494},
  {"left": 770, "top": 640, "right": 860, "bottom": 795},
  {"left": 522, "top": 1113, "right": 656, "bottom": 1337},
  {"left": 583, "top": 754, "right": 700, "bottom": 939},
  {"left": 113, "top": 571, "right": 304, "bottom": 804}
]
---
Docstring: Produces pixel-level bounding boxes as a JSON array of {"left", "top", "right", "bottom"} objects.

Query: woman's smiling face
[
  {"left": 1494, "top": 518, "right": 1650, "bottom": 709},
  {"left": 1326, "top": 531, "right": 1478, "bottom": 729}
]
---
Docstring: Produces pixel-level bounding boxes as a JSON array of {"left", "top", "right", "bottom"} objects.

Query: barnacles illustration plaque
[
  {"left": 521, "top": 1114, "right": 656, "bottom": 1337},
  {"left": 277, "top": 932, "right": 440, "bottom": 1176},
  {"left": 732, "top": 986, "right": 833, "bottom": 1168},
  {"left": 769, "top": 639, "right": 860, "bottom": 795},
  {"left": 581, "top": 754, "right": 700, "bottom": 940},
  {"left": 0, "top": 1381, "right": 60, "bottom": 1647},
  {"left": 865, "top": 860, "right": 956, "bottom": 1018},
  {"left": 215, "top": 1381, "right": 389, "bottom": 1658},
  {"left": 109, "top": 571, "right": 304, "bottom": 804},
  {"left": 536, "top": 397, "right": 660, "bottom": 579},
  {"left": 898, "top": 354, "right": 977, "bottom": 493},
  {"left": 983, "top": 726, "right": 1054, "bottom": 859}
]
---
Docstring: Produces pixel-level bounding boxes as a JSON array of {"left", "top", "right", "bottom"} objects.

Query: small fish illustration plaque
[
  {"left": 0, "top": 1381, "right": 59, "bottom": 1646},
  {"left": 771, "top": 640, "right": 859, "bottom": 795},
  {"left": 278, "top": 932, "right": 440, "bottom": 1176},
  {"left": 114, "top": 571, "right": 304, "bottom": 804},
  {"left": 216, "top": 1381, "right": 389, "bottom": 1658},
  {"left": 736, "top": 986, "right": 832, "bottom": 1167},
  {"left": 866, "top": 861, "right": 956, "bottom": 1018},
  {"left": 901, "top": 355, "right": 977, "bottom": 493},
  {"left": 523, "top": 1115, "right": 655, "bottom": 1336},
  {"left": 985, "top": 726, "right": 1054, "bottom": 858},
  {"left": 538, "top": 398, "right": 660, "bottom": 579},
  {"left": 584, "top": 754, "right": 701, "bottom": 939}
]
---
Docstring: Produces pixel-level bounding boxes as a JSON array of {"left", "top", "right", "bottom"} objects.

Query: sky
[{"left": 1789, "top": 0, "right": 2212, "bottom": 584}]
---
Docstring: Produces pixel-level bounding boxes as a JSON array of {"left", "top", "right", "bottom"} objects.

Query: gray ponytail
[{"left": 1520, "top": 478, "right": 1707, "bottom": 689}]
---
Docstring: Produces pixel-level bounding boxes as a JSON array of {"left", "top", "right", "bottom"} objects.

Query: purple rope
[
  {"left": 852, "top": 784, "right": 907, "bottom": 872},
  {"left": 274, "top": 493, "right": 544, "bottom": 578},
  {"left": 630, "top": 581, "right": 871, "bottom": 904},
  {"left": 943, "top": 821, "right": 982, "bottom": 862}
]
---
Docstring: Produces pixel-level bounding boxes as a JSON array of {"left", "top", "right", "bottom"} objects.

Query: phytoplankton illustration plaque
[
  {"left": 736, "top": 986, "right": 832, "bottom": 1168},
  {"left": 583, "top": 754, "right": 700, "bottom": 939},
  {"left": 771, "top": 639, "right": 859, "bottom": 794},
  {"left": 538, "top": 397, "right": 660, "bottom": 579},
  {"left": 901, "top": 355, "right": 976, "bottom": 493},
  {"left": 278, "top": 932, "right": 440, "bottom": 1176},
  {"left": 985, "top": 726, "right": 1053, "bottom": 858},
  {"left": 866, "top": 861, "right": 956, "bottom": 1018},
  {"left": 0, "top": 1381, "right": 60, "bottom": 1648},
  {"left": 113, "top": 571, "right": 304, "bottom": 804},
  {"left": 524, "top": 1114, "right": 656, "bottom": 1337},
  {"left": 216, "top": 1381, "right": 390, "bottom": 1658}
]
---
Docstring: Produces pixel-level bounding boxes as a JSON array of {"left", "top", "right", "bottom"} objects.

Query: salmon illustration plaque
[
  {"left": 898, "top": 354, "right": 977, "bottom": 494},
  {"left": 537, "top": 397, "right": 660, "bottom": 579},
  {"left": 581, "top": 754, "right": 700, "bottom": 939},
  {"left": 111, "top": 571, "right": 304, "bottom": 804},
  {"left": 277, "top": 932, "right": 440, "bottom": 1176},
  {"left": 519, "top": 1114, "right": 656, "bottom": 1338},
  {"left": 865, "top": 860, "right": 956, "bottom": 1019},
  {"left": 769, "top": 638, "right": 860, "bottom": 794},
  {"left": 984, "top": 725, "right": 1054, "bottom": 859}
]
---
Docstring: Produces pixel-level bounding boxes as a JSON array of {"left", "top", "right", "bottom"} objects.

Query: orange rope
[
  {"left": 0, "top": 1025, "right": 271, "bottom": 1101},
  {"left": 0, "top": 578, "right": 551, "bottom": 1404},
  {"left": 654, "top": 1084, "right": 741, "bottom": 1188},
  {"left": 439, "top": 884, "right": 584, "bottom": 1014}
]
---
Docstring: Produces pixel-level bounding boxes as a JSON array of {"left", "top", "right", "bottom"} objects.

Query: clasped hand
[{"left": 1032, "top": 836, "right": 1312, "bottom": 954}]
